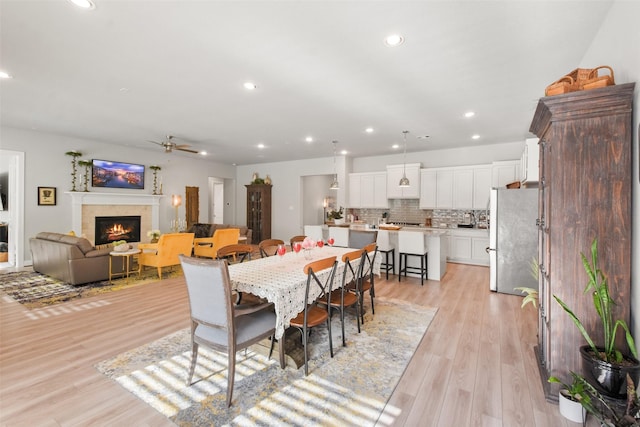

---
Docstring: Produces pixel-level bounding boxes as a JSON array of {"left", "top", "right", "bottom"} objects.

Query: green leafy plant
[
  {"left": 567, "top": 372, "right": 640, "bottom": 427},
  {"left": 554, "top": 238, "right": 637, "bottom": 363},
  {"left": 328, "top": 206, "right": 344, "bottom": 220},
  {"left": 113, "top": 240, "right": 128, "bottom": 247},
  {"left": 549, "top": 372, "right": 590, "bottom": 403},
  {"left": 515, "top": 257, "right": 540, "bottom": 309}
]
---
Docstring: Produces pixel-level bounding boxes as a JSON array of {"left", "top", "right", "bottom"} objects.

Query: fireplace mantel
[{"left": 66, "top": 192, "right": 164, "bottom": 237}]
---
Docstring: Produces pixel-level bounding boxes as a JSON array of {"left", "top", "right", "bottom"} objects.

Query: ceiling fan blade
[{"left": 176, "top": 146, "right": 200, "bottom": 154}]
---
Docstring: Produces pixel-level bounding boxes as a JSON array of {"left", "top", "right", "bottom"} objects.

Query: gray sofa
[
  {"left": 30, "top": 232, "right": 123, "bottom": 285},
  {"left": 187, "top": 223, "right": 252, "bottom": 243}
]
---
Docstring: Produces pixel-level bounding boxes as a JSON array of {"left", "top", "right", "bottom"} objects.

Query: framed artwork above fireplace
[{"left": 92, "top": 159, "right": 145, "bottom": 190}]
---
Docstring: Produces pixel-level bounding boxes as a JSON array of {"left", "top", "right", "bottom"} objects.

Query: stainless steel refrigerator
[{"left": 488, "top": 188, "right": 538, "bottom": 294}]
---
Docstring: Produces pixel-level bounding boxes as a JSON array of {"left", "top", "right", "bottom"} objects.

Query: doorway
[
  {"left": 301, "top": 175, "right": 334, "bottom": 226},
  {"left": 0, "top": 150, "right": 25, "bottom": 269},
  {"left": 208, "top": 177, "right": 225, "bottom": 224}
]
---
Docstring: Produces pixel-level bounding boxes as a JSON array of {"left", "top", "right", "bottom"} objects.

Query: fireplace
[{"left": 95, "top": 215, "right": 141, "bottom": 246}]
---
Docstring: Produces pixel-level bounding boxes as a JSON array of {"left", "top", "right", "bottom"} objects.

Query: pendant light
[
  {"left": 399, "top": 130, "right": 410, "bottom": 187},
  {"left": 330, "top": 140, "right": 340, "bottom": 190}
]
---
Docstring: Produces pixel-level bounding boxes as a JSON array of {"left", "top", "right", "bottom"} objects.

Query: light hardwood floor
[{"left": 0, "top": 263, "right": 582, "bottom": 426}]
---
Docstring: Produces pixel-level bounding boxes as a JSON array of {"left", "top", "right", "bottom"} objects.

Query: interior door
[{"left": 185, "top": 186, "right": 199, "bottom": 229}]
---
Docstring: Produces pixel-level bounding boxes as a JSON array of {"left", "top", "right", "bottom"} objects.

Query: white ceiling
[{"left": 0, "top": 1, "right": 613, "bottom": 165}]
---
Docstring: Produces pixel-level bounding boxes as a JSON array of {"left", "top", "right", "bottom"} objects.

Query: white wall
[
  {"left": 579, "top": 0, "right": 640, "bottom": 347},
  {"left": 0, "top": 126, "right": 236, "bottom": 263}
]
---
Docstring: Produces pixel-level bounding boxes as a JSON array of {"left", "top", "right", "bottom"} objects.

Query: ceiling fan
[{"left": 148, "top": 135, "right": 199, "bottom": 154}]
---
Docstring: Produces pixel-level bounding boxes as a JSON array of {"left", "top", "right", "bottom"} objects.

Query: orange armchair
[
  {"left": 139, "top": 233, "right": 195, "bottom": 279},
  {"left": 193, "top": 228, "right": 240, "bottom": 259}
]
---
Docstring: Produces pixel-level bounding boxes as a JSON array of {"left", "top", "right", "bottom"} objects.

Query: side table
[{"left": 109, "top": 248, "right": 142, "bottom": 283}]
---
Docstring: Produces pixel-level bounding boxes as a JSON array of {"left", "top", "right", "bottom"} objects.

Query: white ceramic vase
[{"left": 558, "top": 391, "right": 586, "bottom": 424}]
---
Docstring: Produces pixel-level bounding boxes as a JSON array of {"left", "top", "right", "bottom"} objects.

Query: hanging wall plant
[{"left": 65, "top": 151, "right": 83, "bottom": 191}]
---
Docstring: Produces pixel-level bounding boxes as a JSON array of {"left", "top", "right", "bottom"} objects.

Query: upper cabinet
[
  {"left": 420, "top": 165, "right": 494, "bottom": 210},
  {"left": 348, "top": 172, "right": 388, "bottom": 208},
  {"left": 491, "top": 160, "right": 520, "bottom": 188},
  {"left": 472, "top": 166, "right": 492, "bottom": 209},
  {"left": 520, "top": 137, "right": 540, "bottom": 184},
  {"left": 386, "top": 164, "right": 421, "bottom": 199}
]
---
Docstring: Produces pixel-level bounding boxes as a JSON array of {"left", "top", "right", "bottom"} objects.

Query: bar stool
[
  {"left": 398, "top": 230, "right": 428, "bottom": 286},
  {"left": 376, "top": 230, "right": 395, "bottom": 280}
]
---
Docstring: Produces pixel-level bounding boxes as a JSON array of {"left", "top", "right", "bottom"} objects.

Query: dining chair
[
  {"left": 179, "top": 255, "right": 276, "bottom": 407},
  {"left": 351, "top": 242, "right": 378, "bottom": 323},
  {"left": 289, "top": 235, "right": 306, "bottom": 251},
  {"left": 259, "top": 238, "right": 285, "bottom": 258},
  {"left": 193, "top": 228, "right": 240, "bottom": 259},
  {"left": 328, "top": 226, "right": 349, "bottom": 247},
  {"left": 289, "top": 256, "right": 337, "bottom": 376},
  {"left": 216, "top": 243, "right": 254, "bottom": 264},
  {"left": 318, "top": 249, "right": 364, "bottom": 346}
]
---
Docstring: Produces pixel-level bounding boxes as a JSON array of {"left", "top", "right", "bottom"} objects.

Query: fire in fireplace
[{"left": 95, "top": 215, "right": 141, "bottom": 246}]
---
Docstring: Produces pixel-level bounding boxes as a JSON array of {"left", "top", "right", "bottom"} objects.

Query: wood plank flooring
[{"left": 0, "top": 263, "right": 585, "bottom": 426}]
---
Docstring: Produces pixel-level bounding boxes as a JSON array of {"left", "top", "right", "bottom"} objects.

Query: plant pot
[
  {"left": 558, "top": 390, "right": 586, "bottom": 424},
  {"left": 580, "top": 345, "right": 640, "bottom": 399}
]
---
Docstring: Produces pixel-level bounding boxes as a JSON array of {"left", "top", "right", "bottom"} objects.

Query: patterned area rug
[
  {"left": 0, "top": 267, "right": 183, "bottom": 308},
  {"left": 96, "top": 298, "right": 437, "bottom": 426}
]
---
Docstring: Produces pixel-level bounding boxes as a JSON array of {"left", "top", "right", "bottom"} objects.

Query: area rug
[
  {"left": 96, "top": 298, "right": 437, "bottom": 426},
  {"left": 0, "top": 267, "right": 183, "bottom": 308}
]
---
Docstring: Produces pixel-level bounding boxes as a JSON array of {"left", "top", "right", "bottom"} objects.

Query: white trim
[{"left": 65, "top": 192, "right": 164, "bottom": 236}]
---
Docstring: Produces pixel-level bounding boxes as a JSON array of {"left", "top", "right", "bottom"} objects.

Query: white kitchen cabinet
[
  {"left": 471, "top": 236, "right": 490, "bottom": 265},
  {"left": 448, "top": 229, "right": 490, "bottom": 266},
  {"left": 386, "top": 164, "right": 420, "bottom": 199},
  {"left": 348, "top": 172, "right": 387, "bottom": 208},
  {"left": 491, "top": 160, "right": 521, "bottom": 188},
  {"left": 520, "top": 137, "right": 539, "bottom": 184},
  {"left": 419, "top": 169, "right": 437, "bottom": 209},
  {"left": 473, "top": 166, "right": 492, "bottom": 209},
  {"left": 453, "top": 168, "right": 473, "bottom": 209},
  {"left": 436, "top": 169, "right": 453, "bottom": 208}
]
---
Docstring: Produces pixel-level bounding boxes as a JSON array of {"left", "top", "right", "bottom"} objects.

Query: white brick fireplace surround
[{"left": 66, "top": 192, "right": 164, "bottom": 245}]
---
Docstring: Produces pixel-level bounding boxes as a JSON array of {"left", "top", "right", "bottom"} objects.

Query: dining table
[{"left": 227, "top": 245, "right": 380, "bottom": 368}]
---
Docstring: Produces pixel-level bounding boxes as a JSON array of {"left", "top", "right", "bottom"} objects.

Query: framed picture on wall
[{"left": 38, "top": 187, "right": 56, "bottom": 206}]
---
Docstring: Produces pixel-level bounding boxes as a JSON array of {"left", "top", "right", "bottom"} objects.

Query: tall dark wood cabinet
[
  {"left": 529, "top": 83, "right": 634, "bottom": 399},
  {"left": 245, "top": 184, "right": 272, "bottom": 244}
]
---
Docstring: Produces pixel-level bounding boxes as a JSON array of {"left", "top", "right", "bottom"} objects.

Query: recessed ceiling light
[
  {"left": 464, "top": 111, "right": 475, "bottom": 118},
  {"left": 0, "top": 71, "right": 13, "bottom": 79},
  {"left": 67, "top": 0, "right": 95, "bottom": 9},
  {"left": 392, "top": 144, "right": 400, "bottom": 149},
  {"left": 472, "top": 134, "right": 480, "bottom": 140},
  {"left": 384, "top": 34, "right": 404, "bottom": 47},
  {"left": 257, "top": 143, "right": 265, "bottom": 149},
  {"left": 340, "top": 150, "right": 348, "bottom": 155},
  {"left": 365, "top": 127, "right": 374, "bottom": 133},
  {"left": 243, "top": 82, "right": 257, "bottom": 90},
  {"left": 305, "top": 136, "right": 313, "bottom": 143},
  {"left": 200, "top": 151, "right": 207, "bottom": 156}
]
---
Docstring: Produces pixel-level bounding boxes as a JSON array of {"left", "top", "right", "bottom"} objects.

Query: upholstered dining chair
[
  {"left": 289, "top": 235, "right": 306, "bottom": 251},
  {"left": 289, "top": 256, "right": 337, "bottom": 376},
  {"left": 179, "top": 255, "right": 276, "bottom": 407},
  {"left": 318, "top": 249, "right": 364, "bottom": 347},
  {"left": 258, "top": 239, "right": 285, "bottom": 258},
  {"left": 193, "top": 228, "right": 240, "bottom": 259},
  {"left": 328, "top": 226, "right": 349, "bottom": 247},
  {"left": 303, "top": 225, "right": 324, "bottom": 242},
  {"left": 138, "top": 232, "right": 195, "bottom": 279}
]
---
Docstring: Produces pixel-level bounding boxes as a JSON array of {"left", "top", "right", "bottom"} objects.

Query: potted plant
[
  {"left": 328, "top": 206, "right": 344, "bottom": 224},
  {"left": 554, "top": 238, "right": 639, "bottom": 399},
  {"left": 569, "top": 372, "right": 640, "bottom": 427},
  {"left": 549, "top": 373, "right": 589, "bottom": 423}
]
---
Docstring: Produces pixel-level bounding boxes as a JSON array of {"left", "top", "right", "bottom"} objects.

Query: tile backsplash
[{"left": 348, "top": 199, "right": 488, "bottom": 228}]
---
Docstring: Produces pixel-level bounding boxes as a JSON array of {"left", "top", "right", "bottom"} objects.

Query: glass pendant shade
[
  {"left": 330, "top": 176, "right": 339, "bottom": 190},
  {"left": 329, "top": 140, "right": 339, "bottom": 190},
  {"left": 399, "top": 130, "right": 410, "bottom": 187}
]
